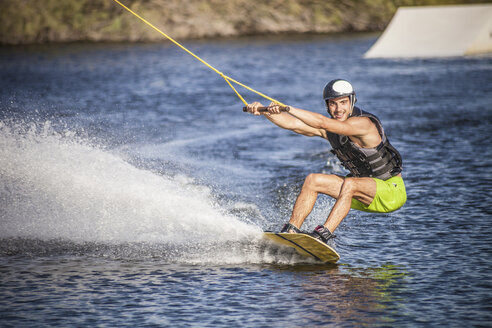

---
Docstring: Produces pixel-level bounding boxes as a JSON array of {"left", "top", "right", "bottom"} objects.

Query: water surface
[{"left": 1, "top": 34, "right": 491, "bottom": 326}]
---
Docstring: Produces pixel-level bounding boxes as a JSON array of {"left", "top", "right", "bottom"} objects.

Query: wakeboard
[{"left": 264, "top": 232, "right": 340, "bottom": 263}]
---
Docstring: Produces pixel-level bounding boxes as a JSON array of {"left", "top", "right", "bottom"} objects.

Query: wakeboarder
[{"left": 245, "top": 79, "right": 406, "bottom": 243}]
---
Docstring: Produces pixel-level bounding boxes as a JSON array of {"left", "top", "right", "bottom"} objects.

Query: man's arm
[
  {"left": 287, "top": 107, "right": 372, "bottom": 137},
  {"left": 245, "top": 102, "right": 326, "bottom": 137}
]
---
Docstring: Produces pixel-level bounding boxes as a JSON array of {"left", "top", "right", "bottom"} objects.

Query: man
[{"left": 245, "top": 79, "right": 406, "bottom": 244}]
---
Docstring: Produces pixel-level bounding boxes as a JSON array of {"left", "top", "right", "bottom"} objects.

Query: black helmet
[{"left": 323, "top": 79, "right": 357, "bottom": 113}]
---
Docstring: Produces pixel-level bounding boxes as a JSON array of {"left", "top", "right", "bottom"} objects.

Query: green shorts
[{"left": 351, "top": 176, "right": 407, "bottom": 213}]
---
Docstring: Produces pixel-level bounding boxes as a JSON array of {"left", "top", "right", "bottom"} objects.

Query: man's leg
[
  {"left": 323, "top": 177, "right": 377, "bottom": 233},
  {"left": 288, "top": 174, "right": 345, "bottom": 230}
]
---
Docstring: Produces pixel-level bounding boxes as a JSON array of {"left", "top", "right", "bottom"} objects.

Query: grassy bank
[{"left": 0, "top": 0, "right": 487, "bottom": 44}]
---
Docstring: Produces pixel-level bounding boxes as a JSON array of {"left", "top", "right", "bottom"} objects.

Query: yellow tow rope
[{"left": 112, "top": 0, "right": 286, "bottom": 107}]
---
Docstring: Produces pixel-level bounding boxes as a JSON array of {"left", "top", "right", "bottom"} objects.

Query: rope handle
[{"left": 242, "top": 106, "right": 290, "bottom": 112}]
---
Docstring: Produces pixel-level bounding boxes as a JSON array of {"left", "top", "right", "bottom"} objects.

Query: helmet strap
[
  {"left": 349, "top": 94, "right": 357, "bottom": 117},
  {"left": 325, "top": 100, "right": 333, "bottom": 117}
]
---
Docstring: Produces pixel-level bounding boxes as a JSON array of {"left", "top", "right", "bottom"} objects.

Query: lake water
[{"left": 1, "top": 34, "right": 491, "bottom": 327}]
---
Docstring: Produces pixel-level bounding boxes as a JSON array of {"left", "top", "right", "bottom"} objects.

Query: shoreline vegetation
[{"left": 0, "top": 0, "right": 485, "bottom": 45}]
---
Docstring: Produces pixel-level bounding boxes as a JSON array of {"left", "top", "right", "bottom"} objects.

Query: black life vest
[{"left": 326, "top": 107, "right": 402, "bottom": 180}]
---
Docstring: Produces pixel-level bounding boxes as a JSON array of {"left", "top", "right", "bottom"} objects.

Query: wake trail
[
  {"left": 1, "top": 120, "right": 263, "bottom": 251},
  {"left": 0, "top": 120, "right": 321, "bottom": 265}
]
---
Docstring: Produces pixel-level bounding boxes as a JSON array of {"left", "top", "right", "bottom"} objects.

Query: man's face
[{"left": 327, "top": 96, "right": 351, "bottom": 121}]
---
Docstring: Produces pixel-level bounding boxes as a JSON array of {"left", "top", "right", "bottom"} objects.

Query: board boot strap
[
  {"left": 280, "top": 223, "right": 304, "bottom": 233},
  {"left": 310, "top": 225, "right": 336, "bottom": 243}
]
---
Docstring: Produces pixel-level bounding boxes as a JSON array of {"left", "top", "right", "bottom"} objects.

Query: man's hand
[
  {"left": 245, "top": 101, "right": 264, "bottom": 116},
  {"left": 266, "top": 102, "right": 290, "bottom": 114}
]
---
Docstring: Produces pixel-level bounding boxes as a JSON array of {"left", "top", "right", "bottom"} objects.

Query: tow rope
[{"left": 112, "top": 0, "right": 287, "bottom": 107}]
